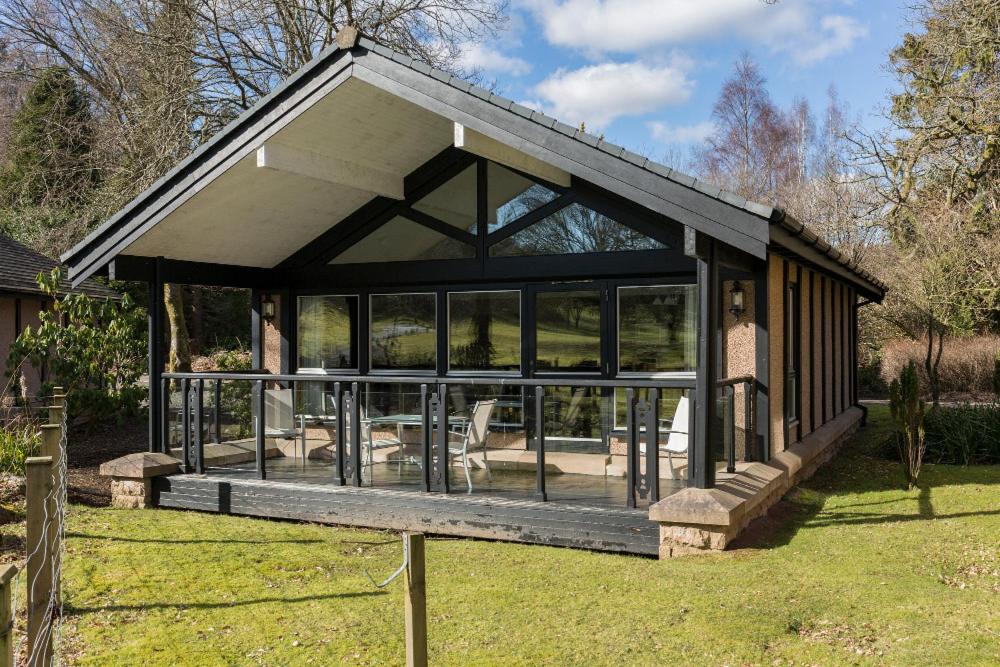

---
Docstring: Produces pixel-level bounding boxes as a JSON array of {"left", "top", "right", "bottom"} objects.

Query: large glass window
[
  {"left": 370, "top": 293, "right": 437, "bottom": 370},
  {"left": 487, "top": 162, "right": 559, "bottom": 233},
  {"left": 448, "top": 291, "right": 521, "bottom": 372},
  {"left": 412, "top": 164, "right": 478, "bottom": 234},
  {"left": 490, "top": 203, "right": 666, "bottom": 257},
  {"left": 535, "top": 290, "right": 601, "bottom": 372},
  {"left": 331, "top": 215, "right": 474, "bottom": 264},
  {"left": 297, "top": 295, "right": 358, "bottom": 370},
  {"left": 618, "top": 285, "right": 697, "bottom": 374}
]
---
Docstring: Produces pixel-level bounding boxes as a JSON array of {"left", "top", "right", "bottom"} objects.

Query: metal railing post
[
  {"left": 181, "top": 378, "right": 192, "bottom": 473},
  {"left": 435, "top": 384, "right": 449, "bottom": 493},
  {"left": 194, "top": 378, "right": 205, "bottom": 474},
  {"left": 160, "top": 377, "right": 170, "bottom": 455},
  {"left": 625, "top": 388, "right": 637, "bottom": 509},
  {"left": 534, "top": 386, "right": 547, "bottom": 502},
  {"left": 726, "top": 385, "right": 736, "bottom": 474},
  {"left": 646, "top": 389, "right": 660, "bottom": 503},
  {"left": 333, "top": 382, "right": 346, "bottom": 486},
  {"left": 420, "top": 384, "right": 432, "bottom": 492},
  {"left": 214, "top": 379, "right": 223, "bottom": 444},
  {"left": 255, "top": 380, "right": 266, "bottom": 480},
  {"left": 350, "top": 382, "right": 362, "bottom": 487}
]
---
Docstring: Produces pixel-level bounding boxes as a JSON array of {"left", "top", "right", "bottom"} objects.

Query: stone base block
[{"left": 110, "top": 477, "right": 152, "bottom": 509}]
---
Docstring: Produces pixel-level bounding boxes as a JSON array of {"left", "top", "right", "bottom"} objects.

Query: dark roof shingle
[{"left": 0, "top": 233, "right": 118, "bottom": 299}]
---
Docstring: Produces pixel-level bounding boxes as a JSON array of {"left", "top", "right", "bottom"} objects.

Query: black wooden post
[
  {"left": 420, "top": 384, "right": 432, "bottom": 493},
  {"left": 688, "top": 230, "right": 719, "bottom": 489},
  {"left": 725, "top": 385, "right": 736, "bottom": 474},
  {"left": 646, "top": 389, "right": 660, "bottom": 503},
  {"left": 435, "top": 383, "right": 449, "bottom": 493},
  {"left": 194, "top": 379, "right": 205, "bottom": 474},
  {"left": 333, "top": 382, "right": 346, "bottom": 486},
  {"left": 255, "top": 379, "right": 266, "bottom": 480},
  {"left": 148, "top": 257, "right": 164, "bottom": 453},
  {"left": 534, "top": 386, "right": 547, "bottom": 502},
  {"left": 180, "top": 378, "right": 191, "bottom": 473},
  {"left": 625, "top": 388, "right": 637, "bottom": 508}
]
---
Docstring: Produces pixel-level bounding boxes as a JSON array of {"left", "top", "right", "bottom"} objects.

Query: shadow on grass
[
  {"left": 65, "top": 590, "right": 386, "bottom": 616},
  {"left": 65, "top": 532, "right": 323, "bottom": 546},
  {"left": 729, "top": 408, "right": 1000, "bottom": 551}
]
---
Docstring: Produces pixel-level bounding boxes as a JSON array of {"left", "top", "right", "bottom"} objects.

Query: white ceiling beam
[
  {"left": 256, "top": 143, "right": 405, "bottom": 199},
  {"left": 454, "top": 123, "right": 571, "bottom": 187}
]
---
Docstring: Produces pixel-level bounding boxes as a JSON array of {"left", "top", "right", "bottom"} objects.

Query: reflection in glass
[
  {"left": 618, "top": 285, "right": 697, "bottom": 373},
  {"left": 490, "top": 203, "right": 666, "bottom": 257},
  {"left": 370, "top": 293, "right": 437, "bottom": 370},
  {"left": 535, "top": 290, "right": 601, "bottom": 372},
  {"left": 487, "top": 162, "right": 559, "bottom": 233},
  {"left": 613, "top": 387, "right": 687, "bottom": 431},
  {"left": 297, "top": 295, "right": 358, "bottom": 370},
  {"left": 412, "top": 164, "right": 478, "bottom": 233},
  {"left": 448, "top": 291, "right": 520, "bottom": 371},
  {"left": 541, "top": 386, "right": 604, "bottom": 449},
  {"left": 331, "top": 215, "right": 474, "bottom": 264}
]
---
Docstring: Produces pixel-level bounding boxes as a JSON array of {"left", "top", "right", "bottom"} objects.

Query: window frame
[
  {"left": 615, "top": 283, "right": 699, "bottom": 380},
  {"left": 295, "top": 293, "right": 361, "bottom": 374},
  {"left": 445, "top": 288, "right": 523, "bottom": 376},
  {"left": 368, "top": 291, "right": 440, "bottom": 375}
]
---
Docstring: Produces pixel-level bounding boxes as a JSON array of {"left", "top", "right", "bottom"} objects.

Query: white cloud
[
  {"left": 520, "top": 0, "right": 867, "bottom": 65},
  {"left": 530, "top": 60, "right": 694, "bottom": 128},
  {"left": 793, "top": 15, "right": 868, "bottom": 65},
  {"left": 457, "top": 43, "right": 532, "bottom": 76},
  {"left": 648, "top": 120, "right": 715, "bottom": 145}
]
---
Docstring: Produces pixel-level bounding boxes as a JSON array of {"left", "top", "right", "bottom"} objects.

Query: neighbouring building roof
[
  {"left": 60, "top": 28, "right": 885, "bottom": 300},
  {"left": 0, "top": 232, "right": 118, "bottom": 300}
]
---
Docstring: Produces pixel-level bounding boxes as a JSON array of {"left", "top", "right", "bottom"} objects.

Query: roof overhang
[{"left": 62, "top": 37, "right": 779, "bottom": 287}]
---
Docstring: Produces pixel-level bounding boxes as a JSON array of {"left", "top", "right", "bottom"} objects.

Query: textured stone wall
[
  {"left": 799, "top": 268, "right": 812, "bottom": 437},
  {"left": 767, "top": 256, "right": 785, "bottom": 452},
  {"left": 262, "top": 293, "right": 283, "bottom": 374},
  {"left": 825, "top": 279, "right": 835, "bottom": 420},
  {"left": 723, "top": 280, "right": 755, "bottom": 458}
]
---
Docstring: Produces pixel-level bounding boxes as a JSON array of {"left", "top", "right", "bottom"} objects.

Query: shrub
[
  {"left": 889, "top": 362, "right": 926, "bottom": 489},
  {"left": 881, "top": 335, "right": 1000, "bottom": 396},
  {"left": 0, "top": 417, "right": 40, "bottom": 475},
  {"left": 924, "top": 404, "right": 1000, "bottom": 465}
]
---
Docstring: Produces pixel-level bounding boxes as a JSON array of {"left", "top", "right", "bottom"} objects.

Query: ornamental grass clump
[
  {"left": 889, "top": 361, "right": 926, "bottom": 490},
  {"left": 0, "top": 416, "right": 40, "bottom": 476}
]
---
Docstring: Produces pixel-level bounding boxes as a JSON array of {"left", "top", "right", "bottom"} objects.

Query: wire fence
[{"left": 5, "top": 389, "right": 68, "bottom": 666}]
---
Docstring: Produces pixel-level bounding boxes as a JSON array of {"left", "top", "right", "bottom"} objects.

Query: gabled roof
[
  {"left": 0, "top": 233, "right": 118, "bottom": 299},
  {"left": 60, "top": 29, "right": 883, "bottom": 299}
]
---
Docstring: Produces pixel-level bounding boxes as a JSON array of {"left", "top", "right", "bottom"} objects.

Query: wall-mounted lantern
[
  {"left": 261, "top": 295, "right": 276, "bottom": 321},
  {"left": 729, "top": 281, "right": 745, "bottom": 321}
]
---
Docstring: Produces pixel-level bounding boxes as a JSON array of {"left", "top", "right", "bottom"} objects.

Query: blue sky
[{"left": 460, "top": 1, "right": 907, "bottom": 165}]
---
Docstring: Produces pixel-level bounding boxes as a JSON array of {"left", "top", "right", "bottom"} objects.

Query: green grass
[{"left": 58, "top": 406, "right": 999, "bottom": 665}]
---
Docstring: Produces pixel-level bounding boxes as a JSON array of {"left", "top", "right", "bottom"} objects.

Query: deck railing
[
  {"left": 717, "top": 375, "right": 757, "bottom": 474},
  {"left": 159, "top": 371, "right": 755, "bottom": 507}
]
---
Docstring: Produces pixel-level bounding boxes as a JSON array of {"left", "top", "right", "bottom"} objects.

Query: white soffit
[
  {"left": 454, "top": 123, "right": 571, "bottom": 187},
  {"left": 122, "top": 78, "right": 453, "bottom": 267}
]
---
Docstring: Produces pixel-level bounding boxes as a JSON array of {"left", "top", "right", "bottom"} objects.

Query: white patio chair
[
  {"left": 660, "top": 396, "right": 689, "bottom": 479},
  {"left": 328, "top": 394, "right": 403, "bottom": 482},
  {"left": 448, "top": 399, "right": 497, "bottom": 493},
  {"left": 264, "top": 388, "right": 307, "bottom": 464}
]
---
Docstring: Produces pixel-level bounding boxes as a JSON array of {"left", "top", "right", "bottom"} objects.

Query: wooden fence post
[
  {"left": 25, "top": 457, "right": 54, "bottom": 666},
  {"left": 404, "top": 533, "right": 427, "bottom": 667},
  {"left": 0, "top": 564, "right": 16, "bottom": 667}
]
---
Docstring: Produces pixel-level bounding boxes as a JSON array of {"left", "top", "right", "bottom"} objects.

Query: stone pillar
[{"left": 99, "top": 452, "right": 180, "bottom": 509}]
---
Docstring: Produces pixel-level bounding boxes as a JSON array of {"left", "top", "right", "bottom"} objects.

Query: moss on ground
[{"left": 56, "top": 406, "right": 999, "bottom": 665}]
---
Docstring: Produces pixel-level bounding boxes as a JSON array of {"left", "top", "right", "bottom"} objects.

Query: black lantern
[
  {"left": 729, "top": 281, "right": 745, "bottom": 320},
  {"left": 261, "top": 295, "right": 276, "bottom": 321}
]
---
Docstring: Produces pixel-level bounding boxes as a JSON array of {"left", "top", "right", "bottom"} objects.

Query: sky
[{"left": 459, "top": 0, "right": 908, "bottom": 166}]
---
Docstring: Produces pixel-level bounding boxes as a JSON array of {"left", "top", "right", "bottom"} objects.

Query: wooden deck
[{"left": 152, "top": 473, "right": 662, "bottom": 556}]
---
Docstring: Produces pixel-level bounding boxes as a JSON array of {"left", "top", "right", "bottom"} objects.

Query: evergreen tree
[{"left": 0, "top": 66, "right": 95, "bottom": 208}]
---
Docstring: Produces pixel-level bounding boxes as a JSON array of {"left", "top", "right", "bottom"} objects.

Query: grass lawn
[{"left": 58, "top": 406, "right": 999, "bottom": 665}]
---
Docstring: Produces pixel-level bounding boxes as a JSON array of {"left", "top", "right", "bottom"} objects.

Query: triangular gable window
[
  {"left": 489, "top": 203, "right": 666, "bottom": 257},
  {"left": 412, "top": 164, "right": 478, "bottom": 234},
  {"left": 330, "top": 215, "right": 474, "bottom": 264},
  {"left": 487, "top": 162, "right": 559, "bottom": 233}
]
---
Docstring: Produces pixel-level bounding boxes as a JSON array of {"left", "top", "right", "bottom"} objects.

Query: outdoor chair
[
  {"left": 447, "top": 399, "right": 497, "bottom": 493},
  {"left": 326, "top": 394, "right": 403, "bottom": 482},
  {"left": 659, "top": 396, "right": 689, "bottom": 479}
]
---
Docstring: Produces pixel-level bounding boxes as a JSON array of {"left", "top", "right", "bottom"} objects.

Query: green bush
[
  {"left": 924, "top": 404, "right": 1000, "bottom": 465},
  {"left": 0, "top": 419, "right": 40, "bottom": 475}
]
